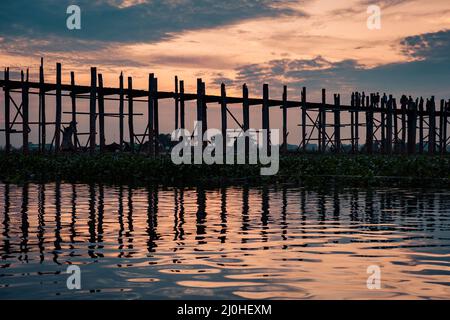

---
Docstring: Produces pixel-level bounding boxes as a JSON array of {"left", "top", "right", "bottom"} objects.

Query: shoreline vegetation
[{"left": 0, "top": 153, "right": 449, "bottom": 188}]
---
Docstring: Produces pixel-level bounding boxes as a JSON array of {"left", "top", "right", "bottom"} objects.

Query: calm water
[{"left": 0, "top": 182, "right": 449, "bottom": 300}]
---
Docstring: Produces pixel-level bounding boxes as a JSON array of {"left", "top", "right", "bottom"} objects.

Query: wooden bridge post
[
  {"left": 429, "top": 97, "right": 436, "bottom": 154},
  {"left": 386, "top": 95, "right": 393, "bottom": 154},
  {"left": 355, "top": 92, "right": 360, "bottom": 153},
  {"left": 418, "top": 98, "right": 424, "bottom": 154},
  {"left": 196, "top": 78, "right": 203, "bottom": 140},
  {"left": 55, "top": 63, "right": 62, "bottom": 153},
  {"left": 381, "top": 94, "right": 386, "bottom": 153},
  {"left": 444, "top": 100, "right": 449, "bottom": 153},
  {"left": 333, "top": 94, "right": 341, "bottom": 153},
  {"left": 154, "top": 77, "right": 160, "bottom": 155},
  {"left": 282, "top": 85, "right": 288, "bottom": 153},
  {"left": 407, "top": 98, "right": 417, "bottom": 154},
  {"left": 301, "top": 87, "right": 307, "bottom": 152},
  {"left": 119, "top": 72, "right": 124, "bottom": 151},
  {"left": 220, "top": 83, "right": 227, "bottom": 161},
  {"left": 148, "top": 73, "right": 155, "bottom": 156},
  {"left": 365, "top": 93, "right": 374, "bottom": 154},
  {"left": 37, "top": 68, "right": 44, "bottom": 151},
  {"left": 400, "top": 96, "right": 407, "bottom": 153},
  {"left": 393, "top": 98, "right": 398, "bottom": 152},
  {"left": 128, "top": 77, "right": 134, "bottom": 153},
  {"left": 70, "top": 71, "right": 78, "bottom": 149},
  {"left": 439, "top": 99, "right": 445, "bottom": 154},
  {"left": 180, "top": 80, "right": 185, "bottom": 129},
  {"left": 262, "top": 84, "right": 270, "bottom": 150},
  {"left": 201, "top": 81, "right": 207, "bottom": 137},
  {"left": 98, "top": 74, "right": 105, "bottom": 152},
  {"left": 39, "top": 60, "right": 46, "bottom": 153},
  {"left": 350, "top": 93, "right": 355, "bottom": 153},
  {"left": 442, "top": 99, "right": 448, "bottom": 154},
  {"left": 321, "top": 89, "right": 326, "bottom": 152},
  {"left": 175, "top": 76, "right": 179, "bottom": 130},
  {"left": 243, "top": 84, "right": 250, "bottom": 159},
  {"left": 89, "top": 67, "right": 97, "bottom": 154},
  {"left": 21, "top": 70, "right": 29, "bottom": 154},
  {"left": 4, "top": 68, "right": 11, "bottom": 153}
]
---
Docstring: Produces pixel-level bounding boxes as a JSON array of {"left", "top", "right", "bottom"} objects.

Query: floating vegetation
[{"left": 0, "top": 153, "right": 449, "bottom": 187}]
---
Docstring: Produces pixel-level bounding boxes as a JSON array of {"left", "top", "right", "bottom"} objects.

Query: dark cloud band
[{"left": 0, "top": 0, "right": 302, "bottom": 43}]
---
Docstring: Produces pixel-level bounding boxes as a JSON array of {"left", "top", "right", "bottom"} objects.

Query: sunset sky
[{"left": 1, "top": 0, "right": 450, "bottom": 145}]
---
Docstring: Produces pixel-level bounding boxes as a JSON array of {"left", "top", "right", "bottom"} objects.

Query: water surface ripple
[{"left": 0, "top": 183, "right": 449, "bottom": 299}]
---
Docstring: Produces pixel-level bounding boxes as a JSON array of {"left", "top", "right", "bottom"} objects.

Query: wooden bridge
[{"left": 1, "top": 59, "right": 449, "bottom": 156}]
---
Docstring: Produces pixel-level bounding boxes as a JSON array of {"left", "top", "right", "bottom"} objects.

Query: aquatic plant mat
[{"left": 0, "top": 153, "right": 449, "bottom": 188}]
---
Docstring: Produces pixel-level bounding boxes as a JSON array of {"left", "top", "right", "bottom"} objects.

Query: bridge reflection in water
[{"left": 1, "top": 183, "right": 450, "bottom": 299}]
